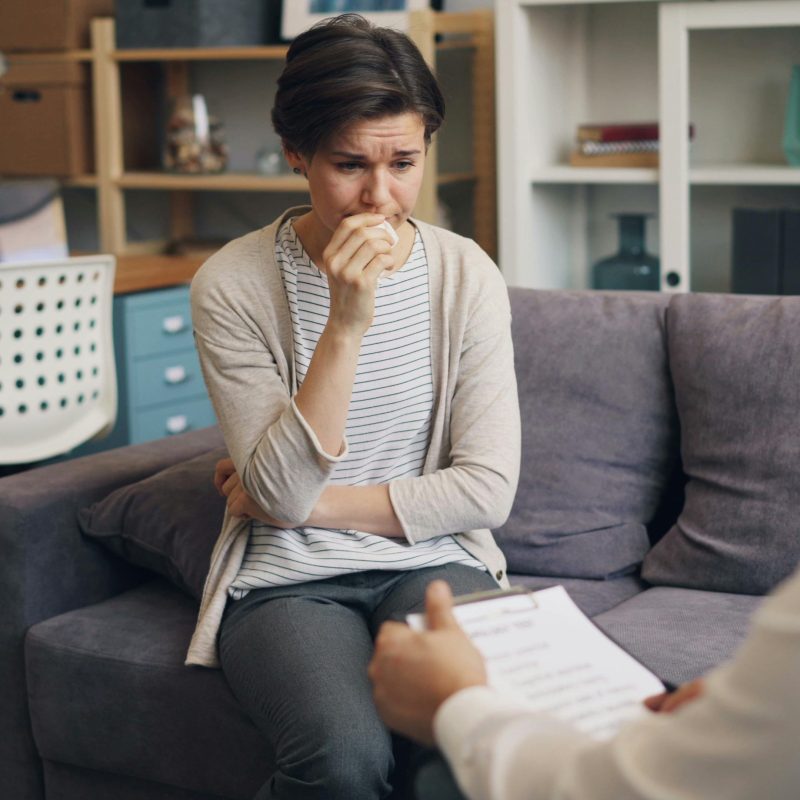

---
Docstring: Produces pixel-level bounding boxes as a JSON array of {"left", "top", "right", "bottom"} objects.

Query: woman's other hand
[
  {"left": 322, "top": 212, "right": 396, "bottom": 337},
  {"left": 213, "top": 457, "right": 237, "bottom": 496},
  {"left": 214, "top": 457, "right": 293, "bottom": 527},
  {"left": 644, "top": 678, "right": 706, "bottom": 713}
]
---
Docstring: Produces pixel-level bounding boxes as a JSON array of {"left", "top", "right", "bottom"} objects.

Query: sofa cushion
[
  {"left": 593, "top": 586, "right": 763, "bottom": 688},
  {"left": 78, "top": 447, "right": 228, "bottom": 600},
  {"left": 42, "top": 761, "right": 232, "bottom": 800},
  {"left": 495, "top": 290, "right": 679, "bottom": 579},
  {"left": 25, "top": 580, "right": 269, "bottom": 800},
  {"left": 508, "top": 573, "right": 647, "bottom": 618},
  {"left": 642, "top": 294, "right": 800, "bottom": 595}
]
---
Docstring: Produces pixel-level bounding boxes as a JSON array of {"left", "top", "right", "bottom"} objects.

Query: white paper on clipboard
[{"left": 407, "top": 585, "right": 665, "bottom": 741}]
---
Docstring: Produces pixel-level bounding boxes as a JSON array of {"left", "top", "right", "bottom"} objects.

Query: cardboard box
[
  {"left": 0, "top": 0, "right": 113, "bottom": 52},
  {"left": 0, "top": 60, "right": 93, "bottom": 177}
]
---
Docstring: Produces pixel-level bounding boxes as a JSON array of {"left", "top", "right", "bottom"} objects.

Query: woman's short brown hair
[{"left": 272, "top": 14, "right": 445, "bottom": 158}]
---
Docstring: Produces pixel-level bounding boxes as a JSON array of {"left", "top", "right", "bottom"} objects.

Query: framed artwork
[{"left": 281, "top": 1, "right": 431, "bottom": 40}]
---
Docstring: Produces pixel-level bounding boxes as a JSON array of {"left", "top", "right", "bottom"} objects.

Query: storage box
[
  {"left": 0, "top": 60, "right": 93, "bottom": 177},
  {"left": 0, "top": 0, "right": 114, "bottom": 52},
  {"left": 116, "top": 0, "right": 281, "bottom": 49}
]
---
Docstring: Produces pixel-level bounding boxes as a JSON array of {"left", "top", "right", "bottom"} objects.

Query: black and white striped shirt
[{"left": 227, "top": 219, "right": 485, "bottom": 596}]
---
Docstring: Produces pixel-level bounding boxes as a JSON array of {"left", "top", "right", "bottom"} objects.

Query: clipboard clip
[{"left": 452, "top": 585, "right": 539, "bottom": 610}]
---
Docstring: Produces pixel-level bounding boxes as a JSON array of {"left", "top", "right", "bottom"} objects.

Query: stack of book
[{"left": 569, "top": 122, "right": 695, "bottom": 168}]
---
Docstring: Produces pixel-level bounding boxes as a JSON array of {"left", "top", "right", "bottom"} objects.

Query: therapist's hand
[{"left": 368, "top": 580, "right": 487, "bottom": 746}]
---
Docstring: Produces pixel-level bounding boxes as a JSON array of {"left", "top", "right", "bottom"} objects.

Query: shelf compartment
[
  {"left": 112, "top": 34, "right": 475, "bottom": 63},
  {"left": 497, "top": 0, "right": 661, "bottom": 289}
]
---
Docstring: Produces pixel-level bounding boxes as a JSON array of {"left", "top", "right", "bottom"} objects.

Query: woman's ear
[{"left": 284, "top": 147, "right": 307, "bottom": 177}]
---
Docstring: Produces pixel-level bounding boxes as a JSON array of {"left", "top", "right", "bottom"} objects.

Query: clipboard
[
  {"left": 407, "top": 583, "right": 673, "bottom": 740},
  {"left": 426, "top": 584, "right": 676, "bottom": 693}
]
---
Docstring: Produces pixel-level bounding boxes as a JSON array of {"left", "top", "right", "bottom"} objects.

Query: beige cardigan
[{"left": 186, "top": 208, "right": 520, "bottom": 667}]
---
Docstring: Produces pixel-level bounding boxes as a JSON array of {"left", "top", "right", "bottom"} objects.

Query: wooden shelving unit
[{"left": 65, "top": 9, "right": 496, "bottom": 288}]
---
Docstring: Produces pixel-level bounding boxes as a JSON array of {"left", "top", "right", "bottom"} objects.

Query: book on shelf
[
  {"left": 731, "top": 208, "right": 800, "bottom": 295},
  {"left": 782, "top": 210, "right": 800, "bottom": 295},
  {"left": 579, "top": 140, "right": 659, "bottom": 156},
  {"left": 731, "top": 209, "right": 781, "bottom": 294},
  {"left": 569, "top": 150, "right": 659, "bottom": 169},
  {"left": 407, "top": 585, "right": 666, "bottom": 742},
  {"left": 577, "top": 122, "right": 696, "bottom": 143}
]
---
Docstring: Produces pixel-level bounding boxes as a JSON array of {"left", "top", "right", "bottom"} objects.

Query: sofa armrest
[{"left": 0, "top": 425, "right": 224, "bottom": 800}]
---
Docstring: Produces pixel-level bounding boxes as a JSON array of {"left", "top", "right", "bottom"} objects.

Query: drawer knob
[
  {"left": 164, "top": 365, "right": 187, "bottom": 384},
  {"left": 162, "top": 315, "right": 187, "bottom": 334},
  {"left": 166, "top": 414, "right": 189, "bottom": 435}
]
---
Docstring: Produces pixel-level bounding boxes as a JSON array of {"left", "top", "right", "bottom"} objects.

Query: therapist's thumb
[{"left": 425, "top": 580, "right": 459, "bottom": 631}]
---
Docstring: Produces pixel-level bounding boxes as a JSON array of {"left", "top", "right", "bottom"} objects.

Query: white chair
[{"left": 0, "top": 255, "right": 117, "bottom": 465}]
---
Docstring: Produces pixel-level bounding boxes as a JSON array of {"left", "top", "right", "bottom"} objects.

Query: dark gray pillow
[
  {"left": 78, "top": 447, "right": 228, "bottom": 600},
  {"left": 642, "top": 294, "right": 800, "bottom": 595},
  {"left": 494, "top": 289, "right": 679, "bottom": 579}
]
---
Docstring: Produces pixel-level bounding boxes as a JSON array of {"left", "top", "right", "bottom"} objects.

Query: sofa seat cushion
[
  {"left": 25, "top": 580, "right": 270, "bottom": 800},
  {"left": 42, "top": 760, "right": 233, "bottom": 800},
  {"left": 508, "top": 573, "right": 647, "bottom": 618},
  {"left": 496, "top": 290, "right": 680, "bottom": 579},
  {"left": 593, "top": 586, "right": 764, "bottom": 688}
]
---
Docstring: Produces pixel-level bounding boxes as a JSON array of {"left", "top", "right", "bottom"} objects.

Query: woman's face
[{"left": 287, "top": 112, "right": 427, "bottom": 235}]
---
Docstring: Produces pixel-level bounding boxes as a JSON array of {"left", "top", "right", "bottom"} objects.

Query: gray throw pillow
[
  {"left": 642, "top": 294, "right": 800, "bottom": 595},
  {"left": 494, "top": 289, "right": 679, "bottom": 579},
  {"left": 78, "top": 447, "right": 228, "bottom": 600}
]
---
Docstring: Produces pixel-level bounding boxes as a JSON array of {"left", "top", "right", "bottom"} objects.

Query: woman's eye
[
  {"left": 394, "top": 161, "right": 414, "bottom": 171},
  {"left": 338, "top": 162, "right": 363, "bottom": 172}
]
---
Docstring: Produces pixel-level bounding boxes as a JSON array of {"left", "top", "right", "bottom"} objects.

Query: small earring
[{"left": 293, "top": 167, "right": 301, "bottom": 175}]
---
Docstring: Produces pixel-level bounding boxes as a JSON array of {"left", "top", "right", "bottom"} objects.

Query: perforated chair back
[{"left": 0, "top": 255, "right": 117, "bottom": 464}]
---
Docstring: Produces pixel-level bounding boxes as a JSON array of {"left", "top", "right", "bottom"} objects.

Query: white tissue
[
  {"left": 370, "top": 220, "right": 399, "bottom": 246},
  {"left": 368, "top": 220, "right": 400, "bottom": 281}
]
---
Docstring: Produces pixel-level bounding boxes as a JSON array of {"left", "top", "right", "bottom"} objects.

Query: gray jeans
[{"left": 219, "top": 563, "right": 497, "bottom": 800}]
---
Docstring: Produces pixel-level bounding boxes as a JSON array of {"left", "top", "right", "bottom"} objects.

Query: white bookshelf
[{"left": 497, "top": 0, "right": 800, "bottom": 292}]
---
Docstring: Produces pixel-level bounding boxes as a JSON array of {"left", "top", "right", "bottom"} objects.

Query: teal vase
[
  {"left": 591, "top": 214, "right": 660, "bottom": 291},
  {"left": 783, "top": 65, "right": 800, "bottom": 166}
]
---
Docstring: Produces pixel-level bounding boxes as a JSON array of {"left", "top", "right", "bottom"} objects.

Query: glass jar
[
  {"left": 592, "top": 213, "right": 660, "bottom": 291},
  {"left": 163, "top": 94, "right": 228, "bottom": 174}
]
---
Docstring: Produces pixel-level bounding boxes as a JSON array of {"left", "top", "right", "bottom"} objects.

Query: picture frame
[{"left": 281, "top": 1, "right": 431, "bottom": 41}]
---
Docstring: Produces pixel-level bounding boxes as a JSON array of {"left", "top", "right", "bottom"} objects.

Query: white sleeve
[
  {"left": 435, "top": 686, "right": 593, "bottom": 800},
  {"left": 434, "top": 569, "right": 800, "bottom": 800}
]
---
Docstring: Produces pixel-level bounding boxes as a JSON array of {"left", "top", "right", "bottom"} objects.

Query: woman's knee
[{"left": 282, "top": 722, "right": 394, "bottom": 800}]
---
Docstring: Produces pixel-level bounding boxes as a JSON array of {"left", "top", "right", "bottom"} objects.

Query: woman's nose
[{"left": 361, "top": 168, "right": 392, "bottom": 207}]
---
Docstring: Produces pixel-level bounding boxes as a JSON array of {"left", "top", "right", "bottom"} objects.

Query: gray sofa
[{"left": 3, "top": 287, "right": 798, "bottom": 800}]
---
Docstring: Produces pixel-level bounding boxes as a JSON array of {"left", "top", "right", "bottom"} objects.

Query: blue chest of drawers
[{"left": 72, "top": 284, "right": 216, "bottom": 456}]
